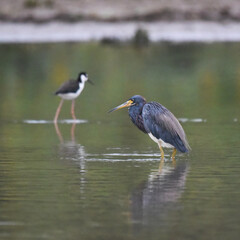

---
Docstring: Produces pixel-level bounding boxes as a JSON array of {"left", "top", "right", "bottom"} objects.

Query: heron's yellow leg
[
  {"left": 158, "top": 144, "right": 164, "bottom": 160},
  {"left": 171, "top": 148, "right": 177, "bottom": 160}
]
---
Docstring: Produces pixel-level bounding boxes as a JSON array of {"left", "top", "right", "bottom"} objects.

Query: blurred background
[
  {"left": 0, "top": 1, "right": 240, "bottom": 240},
  {"left": 1, "top": 0, "right": 240, "bottom": 22}
]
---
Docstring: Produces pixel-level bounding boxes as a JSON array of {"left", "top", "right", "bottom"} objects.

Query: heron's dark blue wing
[
  {"left": 142, "top": 102, "right": 190, "bottom": 153},
  {"left": 55, "top": 79, "right": 79, "bottom": 94}
]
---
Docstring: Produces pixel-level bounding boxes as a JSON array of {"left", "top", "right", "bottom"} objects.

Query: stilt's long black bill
[
  {"left": 108, "top": 100, "right": 133, "bottom": 113},
  {"left": 88, "top": 79, "right": 94, "bottom": 85}
]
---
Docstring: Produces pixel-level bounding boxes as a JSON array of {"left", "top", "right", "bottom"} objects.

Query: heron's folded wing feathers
[{"left": 142, "top": 102, "right": 190, "bottom": 152}]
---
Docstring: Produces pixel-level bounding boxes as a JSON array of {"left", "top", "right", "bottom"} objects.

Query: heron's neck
[
  {"left": 129, "top": 104, "right": 143, "bottom": 117},
  {"left": 128, "top": 104, "right": 147, "bottom": 133}
]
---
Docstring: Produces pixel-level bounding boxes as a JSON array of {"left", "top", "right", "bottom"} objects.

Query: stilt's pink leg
[
  {"left": 71, "top": 100, "right": 76, "bottom": 120},
  {"left": 54, "top": 122, "right": 63, "bottom": 143},
  {"left": 54, "top": 99, "right": 64, "bottom": 123}
]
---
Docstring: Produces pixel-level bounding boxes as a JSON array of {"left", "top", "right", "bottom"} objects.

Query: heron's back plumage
[{"left": 142, "top": 102, "right": 190, "bottom": 153}]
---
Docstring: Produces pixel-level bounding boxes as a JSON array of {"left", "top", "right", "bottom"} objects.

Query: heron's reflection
[
  {"left": 131, "top": 160, "right": 189, "bottom": 226},
  {"left": 54, "top": 122, "right": 87, "bottom": 194}
]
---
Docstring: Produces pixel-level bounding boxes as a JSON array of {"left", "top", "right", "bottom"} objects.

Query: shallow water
[{"left": 0, "top": 42, "right": 240, "bottom": 240}]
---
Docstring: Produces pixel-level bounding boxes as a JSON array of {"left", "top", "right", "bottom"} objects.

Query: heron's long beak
[
  {"left": 108, "top": 100, "right": 133, "bottom": 113},
  {"left": 88, "top": 79, "right": 94, "bottom": 85}
]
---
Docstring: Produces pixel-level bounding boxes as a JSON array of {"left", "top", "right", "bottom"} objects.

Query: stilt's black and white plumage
[{"left": 54, "top": 72, "right": 93, "bottom": 123}]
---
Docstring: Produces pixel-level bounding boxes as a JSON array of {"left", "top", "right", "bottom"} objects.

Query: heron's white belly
[{"left": 148, "top": 133, "right": 174, "bottom": 148}]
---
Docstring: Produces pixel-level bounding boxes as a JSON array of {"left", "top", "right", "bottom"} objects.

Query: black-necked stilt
[
  {"left": 109, "top": 95, "right": 190, "bottom": 160},
  {"left": 54, "top": 72, "right": 93, "bottom": 123}
]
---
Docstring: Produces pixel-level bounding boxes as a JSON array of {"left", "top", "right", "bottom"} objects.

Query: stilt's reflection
[
  {"left": 54, "top": 121, "right": 64, "bottom": 143},
  {"left": 54, "top": 122, "right": 77, "bottom": 143},
  {"left": 70, "top": 122, "right": 76, "bottom": 142},
  {"left": 54, "top": 121, "right": 86, "bottom": 194},
  {"left": 131, "top": 160, "right": 189, "bottom": 226}
]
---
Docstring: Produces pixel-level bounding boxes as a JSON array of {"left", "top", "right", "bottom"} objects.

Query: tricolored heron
[
  {"left": 109, "top": 95, "right": 190, "bottom": 160},
  {"left": 54, "top": 72, "right": 93, "bottom": 123}
]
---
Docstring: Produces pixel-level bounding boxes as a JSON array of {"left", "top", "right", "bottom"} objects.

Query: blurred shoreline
[
  {"left": 1, "top": 0, "right": 240, "bottom": 43},
  {"left": 2, "top": 20, "right": 240, "bottom": 43}
]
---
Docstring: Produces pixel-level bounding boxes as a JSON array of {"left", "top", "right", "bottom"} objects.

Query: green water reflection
[{"left": 0, "top": 42, "right": 239, "bottom": 240}]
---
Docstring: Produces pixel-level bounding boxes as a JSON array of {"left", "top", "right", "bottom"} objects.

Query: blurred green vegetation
[{"left": 0, "top": 42, "right": 239, "bottom": 120}]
